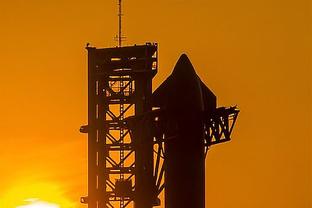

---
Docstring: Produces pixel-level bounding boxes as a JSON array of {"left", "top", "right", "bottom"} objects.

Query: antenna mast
[{"left": 118, "top": 0, "right": 122, "bottom": 47}]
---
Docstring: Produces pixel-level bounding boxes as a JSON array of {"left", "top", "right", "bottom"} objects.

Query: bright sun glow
[
  {"left": 16, "top": 198, "right": 60, "bottom": 208},
  {"left": 0, "top": 181, "right": 75, "bottom": 208}
]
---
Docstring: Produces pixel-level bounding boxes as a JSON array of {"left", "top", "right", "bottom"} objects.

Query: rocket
[
  {"left": 152, "top": 54, "right": 216, "bottom": 208},
  {"left": 125, "top": 53, "right": 238, "bottom": 208}
]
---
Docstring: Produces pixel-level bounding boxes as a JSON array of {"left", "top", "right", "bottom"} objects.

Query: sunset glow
[
  {"left": 16, "top": 199, "right": 59, "bottom": 208},
  {"left": 0, "top": 182, "right": 75, "bottom": 208},
  {"left": 0, "top": 0, "right": 310, "bottom": 208}
]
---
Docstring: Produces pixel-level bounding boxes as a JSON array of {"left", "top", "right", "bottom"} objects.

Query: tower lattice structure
[{"left": 81, "top": 43, "right": 158, "bottom": 208}]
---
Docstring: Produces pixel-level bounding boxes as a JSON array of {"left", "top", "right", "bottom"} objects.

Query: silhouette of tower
[{"left": 80, "top": 43, "right": 158, "bottom": 208}]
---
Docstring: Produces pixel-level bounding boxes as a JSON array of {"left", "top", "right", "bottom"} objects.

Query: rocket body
[{"left": 152, "top": 54, "right": 216, "bottom": 208}]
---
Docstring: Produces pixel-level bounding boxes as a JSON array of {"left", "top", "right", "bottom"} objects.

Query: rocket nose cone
[
  {"left": 152, "top": 53, "right": 216, "bottom": 113},
  {"left": 179, "top": 53, "right": 189, "bottom": 62},
  {"left": 172, "top": 54, "right": 197, "bottom": 76}
]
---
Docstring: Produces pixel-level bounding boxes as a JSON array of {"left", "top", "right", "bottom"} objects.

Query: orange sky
[{"left": 0, "top": 0, "right": 311, "bottom": 207}]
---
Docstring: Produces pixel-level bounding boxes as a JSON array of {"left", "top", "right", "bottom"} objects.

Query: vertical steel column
[
  {"left": 98, "top": 74, "right": 108, "bottom": 208},
  {"left": 87, "top": 48, "right": 98, "bottom": 208},
  {"left": 119, "top": 74, "right": 125, "bottom": 208},
  {"left": 134, "top": 48, "right": 154, "bottom": 208}
]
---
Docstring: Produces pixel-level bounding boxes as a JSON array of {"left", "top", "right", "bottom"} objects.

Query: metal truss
[
  {"left": 81, "top": 44, "right": 158, "bottom": 208},
  {"left": 203, "top": 106, "right": 239, "bottom": 156},
  {"left": 104, "top": 76, "right": 135, "bottom": 208}
]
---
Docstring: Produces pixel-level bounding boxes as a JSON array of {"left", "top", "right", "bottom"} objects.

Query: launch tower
[{"left": 80, "top": 43, "right": 158, "bottom": 208}]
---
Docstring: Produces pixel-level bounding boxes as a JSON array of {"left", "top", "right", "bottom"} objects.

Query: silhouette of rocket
[
  {"left": 153, "top": 54, "right": 216, "bottom": 112},
  {"left": 152, "top": 54, "right": 216, "bottom": 208}
]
